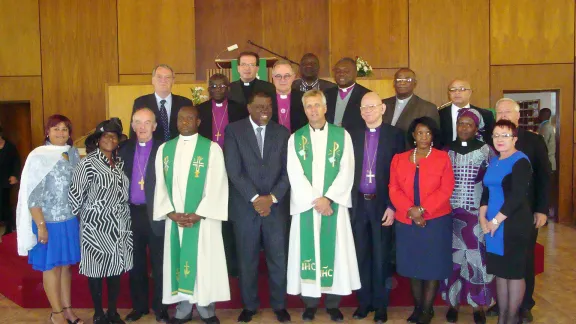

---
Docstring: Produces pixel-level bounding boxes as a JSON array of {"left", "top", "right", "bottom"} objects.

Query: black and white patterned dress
[{"left": 68, "top": 149, "right": 133, "bottom": 278}]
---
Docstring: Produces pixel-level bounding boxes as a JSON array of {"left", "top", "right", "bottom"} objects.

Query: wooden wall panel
[
  {"left": 117, "top": 0, "right": 196, "bottom": 75},
  {"left": 0, "top": 0, "right": 41, "bottom": 76},
  {"left": 261, "top": 0, "right": 330, "bottom": 77},
  {"left": 490, "top": 64, "right": 574, "bottom": 223},
  {"left": 0, "top": 77, "right": 44, "bottom": 148},
  {"left": 195, "top": 0, "right": 264, "bottom": 80},
  {"left": 490, "top": 0, "right": 574, "bottom": 65},
  {"left": 39, "top": 0, "right": 119, "bottom": 137},
  {"left": 119, "top": 74, "right": 197, "bottom": 84},
  {"left": 409, "top": 0, "right": 490, "bottom": 107},
  {"left": 329, "top": 0, "right": 408, "bottom": 70}
]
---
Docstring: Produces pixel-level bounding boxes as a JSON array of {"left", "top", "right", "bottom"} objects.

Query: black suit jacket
[
  {"left": 439, "top": 104, "right": 495, "bottom": 147},
  {"left": 271, "top": 90, "right": 307, "bottom": 133},
  {"left": 131, "top": 93, "right": 192, "bottom": 141},
  {"left": 223, "top": 118, "right": 291, "bottom": 222},
  {"left": 228, "top": 79, "right": 277, "bottom": 108},
  {"left": 197, "top": 99, "right": 248, "bottom": 140},
  {"left": 325, "top": 83, "right": 371, "bottom": 131},
  {"left": 118, "top": 138, "right": 164, "bottom": 236},
  {"left": 350, "top": 124, "right": 406, "bottom": 221},
  {"left": 516, "top": 128, "right": 552, "bottom": 215}
]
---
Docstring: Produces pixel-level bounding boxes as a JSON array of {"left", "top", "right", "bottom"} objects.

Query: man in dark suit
[
  {"left": 487, "top": 98, "right": 551, "bottom": 323},
  {"left": 349, "top": 92, "right": 405, "bottom": 323},
  {"left": 292, "top": 53, "right": 336, "bottom": 92},
  {"left": 118, "top": 107, "right": 168, "bottom": 323},
  {"left": 324, "top": 57, "right": 370, "bottom": 131},
  {"left": 382, "top": 68, "right": 439, "bottom": 138},
  {"left": 224, "top": 92, "right": 291, "bottom": 323},
  {"left": 228, "top": 51, "right": 276, "bottom": 108},
  {"left": 271, "top": 60, "right": 307, "bottom": 133},
  {"left": 131, "top": 64, "right": 193, "bottom": 142},
  {"left": 197, "top": 73, "right": 248, "bottom": 148},
  {"left": 438, "top": 79, "right": 495, "bottom": 147}
]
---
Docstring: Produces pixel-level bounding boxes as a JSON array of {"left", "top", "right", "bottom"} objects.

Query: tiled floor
[{"left": 1, "top": 222, "right": 575, "bottom": 323}]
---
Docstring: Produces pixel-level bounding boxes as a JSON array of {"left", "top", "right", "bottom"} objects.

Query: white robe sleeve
[
  {"left": 153, "top": 143, "right": 173, "bottom": 221},
  {"left": 287, "top": 134, "right": 322, "bottom": 215},
  {"left": 195, "top": 142, "right": 228, "bottom": 221},
  {"left": 324, "top": 131, "right": 354, "bottom": 207}
]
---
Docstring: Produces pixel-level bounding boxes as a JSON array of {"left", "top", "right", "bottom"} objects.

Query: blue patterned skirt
[{"left": 28, "top": 217, "right": 81, "bottom": 271}]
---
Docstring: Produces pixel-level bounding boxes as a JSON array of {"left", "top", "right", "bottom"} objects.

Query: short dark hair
[
  {"left": 248, "top": 91, "right": 271, "bottom": 105},
  {"left": 209, "top": 73, "right": 229, "bottom": 84},
  {"left": 494, "top": 119, "right": 518, "bottom": 137},
  {"left": 407, "top": 116, "right": 441, "bottom": 148},
  {"left": 238, "top": 51, "right": 260, "bottom": 66}
]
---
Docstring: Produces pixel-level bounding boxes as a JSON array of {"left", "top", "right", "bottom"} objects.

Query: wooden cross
[
  {"left": 138, "top": 176, "right": 145, "bottom": 190},
  {"left": 366, "top": 170, "right": 375, "bottom": 184},
  {"left": 215, "top": 131, "right": 222, "bottom": 141}
]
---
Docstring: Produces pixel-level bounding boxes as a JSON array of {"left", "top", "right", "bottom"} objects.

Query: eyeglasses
[
  {"left": 449, "top": 87, "right": 471, "bottom": 92},
  {"left": 492, "top": 133, "right": 514, "bottom": 139},
  {"left": 273, "top": 74, "right": 293, "bottom": 81},
  {"left": 240, "top": 63, "right": 257, "bottom": 67},
  {"left": 209, "top": 84, "right": 228, "bottom": 89},
  {"left": 360, "top": 104, "right": 382, "bottom": 112},
  {"left": 395, "top": 78, "right": 414, "bottom": 84}
]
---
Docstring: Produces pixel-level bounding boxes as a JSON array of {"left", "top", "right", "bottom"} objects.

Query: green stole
[
  {"left": 162, "top": 135, "right": 211, "bottom": 296},
  {"left": 294, "top": 123, "right": 345, "bottom": 288}
]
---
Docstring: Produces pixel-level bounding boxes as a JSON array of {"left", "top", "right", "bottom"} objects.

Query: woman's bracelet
[{"left": 37, "top": 221, "right": 46, "bottom": 227}]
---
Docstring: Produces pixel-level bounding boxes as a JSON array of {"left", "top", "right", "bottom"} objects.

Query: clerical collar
[
  {"left": 461, "top": 141, "right": 468, "bottom": 147},
  {"left": 396, "top": 94, "right": 413, "bottom": 104},
  {"left": 367, "top": 125, "right": 381, "bottom": 133},
  {"left": 179, "top": 134, "right": 197, "bottom": 141},
  {"left": 310, "top": 122, "right": 327, "bottom": 132},
  {"left": 138, "top": 139, "right": 152, "bottom": 147},
  {"left": 213, "top": 99, "right": 227, "bottom": 107},
  {"left": 242, "top": 79, "right": 256, "bottom": 86},
  {"left": 279, "top": 94, "right": 289, "bottom": 99},
  {"left": 339, "top": 83, "right": 356, "bottom": 92}
]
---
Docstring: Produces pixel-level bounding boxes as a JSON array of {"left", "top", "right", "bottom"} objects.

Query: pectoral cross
[
  {"left": 366, "top": 170, "right": 375, "bottom": 184},
  {"left": 138, "top": 176, "right": 145, "bottom": 190},
  {"left": 215, "top": 131, "right": 222, "bottom": 141}
]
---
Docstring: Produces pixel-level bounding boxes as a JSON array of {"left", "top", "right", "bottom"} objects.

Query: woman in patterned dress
[
  {"left": 16, "top": 114, "right": 83, "bottom": 324},
  {"left": 441, "top": 109, "right": 497, "bottom": 324},
  {"left": 69, "top": 118, "right": 132, "bottom": 324}
]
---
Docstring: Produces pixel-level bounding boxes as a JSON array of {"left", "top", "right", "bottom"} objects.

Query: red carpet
[{"left": 0, "top": 233, "right": 544, "bottom": 309}]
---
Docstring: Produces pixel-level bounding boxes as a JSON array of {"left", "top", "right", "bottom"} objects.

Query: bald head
[
  {"left": 360, "top": 92, "right": 386, "bottom": 127},
  {"left": 448, "top": 79, "right": 473, "bottom": 107}
]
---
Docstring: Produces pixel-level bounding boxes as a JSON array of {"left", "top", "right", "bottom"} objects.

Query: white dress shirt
[{"left": 155, "top": 92, "right": 173, "bottom": 119}]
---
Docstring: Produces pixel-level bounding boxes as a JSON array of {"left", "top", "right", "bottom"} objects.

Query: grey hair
[
  {"left": 272, "top": 60, "right": 294, "bottom": 74},
  {"left": 302, "top": 89, "right": 327, "bottom": 106},
  {"left": 152, "top": 64, "right": 175, "bottom": 77},
  {"left": 495, "top": 98, "right": 520, "bottom": 112}
]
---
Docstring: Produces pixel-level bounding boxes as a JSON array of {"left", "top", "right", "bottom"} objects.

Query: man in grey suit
[
  {"left": 224, "top": 92, "right": 292, "bottom": 323},
  {"left": 382, "top": 68, "right": 439, "bottom": 143},
  {"left": 537, "top": 108, "right": 556, "bottom": 171}
]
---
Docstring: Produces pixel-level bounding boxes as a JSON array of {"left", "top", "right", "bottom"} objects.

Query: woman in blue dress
[
  {"left": 480, "top": 119, "right": 532, "bottom": 324},
  {"left": 16, "top": 114, "right": 83, "bottom": 324}
]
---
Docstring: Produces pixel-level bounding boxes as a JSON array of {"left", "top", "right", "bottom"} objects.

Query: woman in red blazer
[{"left": 389, "top": 117, "right": 455, "bottom": 324}]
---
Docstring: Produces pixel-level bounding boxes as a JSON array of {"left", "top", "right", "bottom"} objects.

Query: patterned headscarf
[{"left": 457, "top": 108, "right": 485, "bottom": 142}]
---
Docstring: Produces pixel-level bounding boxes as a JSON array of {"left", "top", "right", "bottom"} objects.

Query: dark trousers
[
  {"left": 301, "top": 294, "right": 342, "bottom": 309},
  {"left": 223, "top": 221, "right": 239, "bottom": 277},
  {"left": 0, "top": 188, "right": 12, "bottom": 234},
  {"left": 522, "top": 226, "right": 538, "bottom": 310},
  {"left": 352, "top": 197, "right": 392, "bottom": 309},
  {"left": 234, "top": 211, "right": 288, "bottom": 311},
  {"left": 129, "top": 204, "right": 165, "bottom": 314}
]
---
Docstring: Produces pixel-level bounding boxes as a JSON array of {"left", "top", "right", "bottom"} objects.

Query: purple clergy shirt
[
  {"left": 359, "top": 126, "right": 380, "bottom": 194},
  {"left": 338, "top": 84, "right": 355, "bottom": 99},
  {"left": 276, "top": 93, "right": 291, "bottom": 131},
  {"left": 130, "top": 139, "right": 153, "bottom": 204},
  {"left": 212, "top": 99, "right": 229, "bottom": 148}
]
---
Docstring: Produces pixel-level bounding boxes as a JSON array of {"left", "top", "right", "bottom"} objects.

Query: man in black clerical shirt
[
  {"left": 292, "top": 53, "right": 336, "bottom": 92},
  {"left": 228, "top": 51, "right": 276, "bottom": 108}
]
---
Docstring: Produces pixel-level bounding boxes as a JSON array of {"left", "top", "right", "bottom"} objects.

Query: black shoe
[
  {"left": 93, "top": 314, "right": 110, "bottom": 324},
  {"left": 168, "top": 317, "right": 191, "bottom": 324},
  {"left": 326, "top": 308, "right": 344, "bottom": 322},
  {"left": 416, "top": 310, "right": 434, "bottom": 324},
  {"left": 302, "top": 308, "right": 317, "bottom": 321},
  {"left": 446, "top": 307, "right": 458, "bottom": 323},
  {"left": 273, "top": 309, "right": 291, "bottom": 323},
  {"left": 520, "top": 309, "right": 533, "bottom": 323},
  {"left": 125, "top": 310, "right": 149, "bottom": 322},
  {"left": 201, "top": 316, "right": 220, "bottom": 324},
  {"left": 237, "top": 309, "right": 257, "bottom": 323},
  {"left": 155, "top": 310, "right": 170, "bottom": 323},
  {"left": 407, "top": 306, "right": 422, "bottom": 323},
  {"left": 485, "top": 304, "right": 499, "bottom": 316},
  {"left": 373, "top": 308, "right": 388, "bottom": 323},
  {"left": 107, "top": 312, "right": 126, "bottom": 324},
  {"left": 473, "top": 310, "right": 486, "bottom": 324},
  {"left": 352, "top": 305, "right": 374, "bottom": 319}
]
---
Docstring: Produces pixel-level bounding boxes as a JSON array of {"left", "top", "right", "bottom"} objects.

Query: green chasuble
[
  {"left": 162, "top": 135, "right": 212, "bottom": 296},
  {"left": 294, "top": 123, "right": 345, "bottom": 288}
]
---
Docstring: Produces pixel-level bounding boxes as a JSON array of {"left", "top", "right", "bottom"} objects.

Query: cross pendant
[
  {"left": 215, "top": 131, "right": 222, "bottom": 141},
  {"left": 366, "top": 170, "right": 375, "bottom": 184},
  {"left": 138, "top": 176, "right": 145, "bottom": 190}
]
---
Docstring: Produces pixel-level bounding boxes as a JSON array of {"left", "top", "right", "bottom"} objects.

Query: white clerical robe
[
  {"left": 153, "top": 134, "right": 230, "bottom": 306},
  {"left": 286, "top": 125, "right": 361, "bottom": 297}
]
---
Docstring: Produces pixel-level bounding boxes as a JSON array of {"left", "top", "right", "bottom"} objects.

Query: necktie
[
  {"left": 256, "top": 127, "right": 263, "bottom": 158},
  {"left": 159, "top": 99, "right": 170, "bottom": 141}
]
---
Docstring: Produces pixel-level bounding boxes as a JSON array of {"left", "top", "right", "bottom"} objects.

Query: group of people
[{"left": 15, "top": 51, "right": 552, "bottom": 324}]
